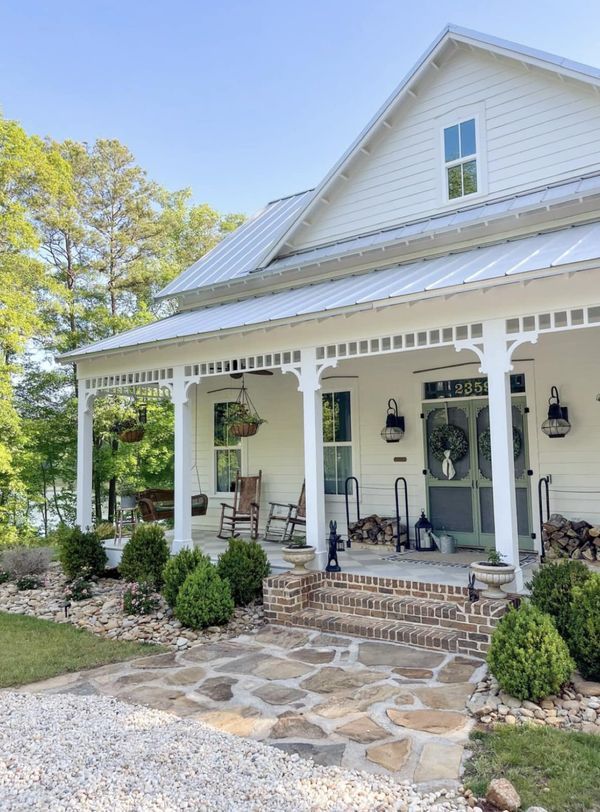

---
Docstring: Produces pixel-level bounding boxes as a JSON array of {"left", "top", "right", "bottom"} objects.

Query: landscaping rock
[{"left": 486, "top": 777, "right": 521, "bottom": 811}]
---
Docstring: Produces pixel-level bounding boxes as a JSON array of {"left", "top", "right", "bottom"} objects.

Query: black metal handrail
[
  {"left": 344, "top": 476, "right": 360, "bottom": 548},
  {"left": 538, "top": 476, "right": 550, "bottom": 563},
  {"left": 394, "top": 476, "right": 410, "bottom": 553}
]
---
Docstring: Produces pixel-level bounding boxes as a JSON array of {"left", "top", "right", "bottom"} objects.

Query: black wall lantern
[
  {"left": 414, "top": 510, "right": 434, "bottom": 551},
  {"left": 381, "top": 398, "right": 405, "bottom": 443},
  {"left": 541, "top": 386, "right": 571, "bottom": 438}
]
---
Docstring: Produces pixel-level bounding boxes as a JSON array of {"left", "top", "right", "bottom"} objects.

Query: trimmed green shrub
[
  {"left": 217, "top": 537, "right": 271, "bottom": 606},
  {"left": 488, "top": 601, "right": 574, "bottom": 701},
  {"left": 119, "top": 524, "right": 170, "bottom": 588},
  {"left": 175, "top": 563, "right": 234, "bottom": 629},
  {"left": 569, "top": 573, "right": 600, "bottom": 681},
  {"left": 58, "top": 526, "right": 107, "bottom": 579},
  {"left": 162, "top": 547, "right": 210, "bottom": 608},
  {"left": 528, "top": 560, "right": 590, "bottom": 641}
]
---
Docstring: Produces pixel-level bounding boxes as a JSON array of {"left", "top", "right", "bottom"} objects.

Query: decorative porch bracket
[
  {"left": 455, "top": 318, "right": 538, "bottom": 591},
  {"left": 170, "top": 366, "right": 202, "bottom": 553},
  {"left": 282, "top": 348, "right": 338, "bottom": 568}
]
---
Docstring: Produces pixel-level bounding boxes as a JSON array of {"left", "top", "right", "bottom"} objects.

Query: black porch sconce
[
  {"left": 541, "top": 386, "right": 571, "bottom": 439},
  {"left": 381, "top": 398, "right": 405, "bottom": 443}
]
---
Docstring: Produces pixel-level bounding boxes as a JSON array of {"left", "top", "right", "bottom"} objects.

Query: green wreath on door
[
  {"left": 478, "top": 427, "right": 522, "bottom": 461},
  {"left": 429, "top": 424, "right": 469, "bottom": 462}
]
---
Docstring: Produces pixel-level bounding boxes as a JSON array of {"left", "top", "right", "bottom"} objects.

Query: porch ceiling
[{"left": 61, "top": 220, "right": 600, "bottom": 362}]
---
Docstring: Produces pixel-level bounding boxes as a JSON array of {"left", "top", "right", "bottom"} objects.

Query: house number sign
[{"left": 424, "top": 374, "right": 525, "bottom": 400}]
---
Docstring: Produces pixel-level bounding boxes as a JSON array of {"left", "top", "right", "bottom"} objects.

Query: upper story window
[{"left": 443, "top": 117, "right": 478, "bottom": 201}]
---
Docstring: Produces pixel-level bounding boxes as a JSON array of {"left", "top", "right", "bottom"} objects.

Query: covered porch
[{"left": 73, "top": 268, "right": 600, "bottom": 595}]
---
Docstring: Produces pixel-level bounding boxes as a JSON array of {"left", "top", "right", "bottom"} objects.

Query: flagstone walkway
[{"left": 22, "top": 626, "right": 485, "bottom": 788}]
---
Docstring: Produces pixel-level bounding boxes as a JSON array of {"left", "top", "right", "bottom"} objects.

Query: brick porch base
[{"left": 263, "top": 571, "right": 508, "bottom": 657}]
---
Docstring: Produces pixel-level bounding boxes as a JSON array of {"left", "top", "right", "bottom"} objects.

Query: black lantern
[
  {"left": 414, "top": 510, "right": 434, "bottom": 551},
  {"left": 541, "top": 386, "right": 571, "bottom": 438},
  {"left": 381, "top": 398, "right": 405, "bottom": 443}
]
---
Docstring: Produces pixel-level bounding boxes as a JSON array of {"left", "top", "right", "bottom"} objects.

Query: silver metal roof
[
  {"left": 62, "top": 221, "right": 600, "bottom": 361},
  {"left": 155, "top": 189, "right": 313, "bottom": 300}
]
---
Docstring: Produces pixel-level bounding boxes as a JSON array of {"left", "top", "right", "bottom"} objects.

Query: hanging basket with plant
[
  {"left": 114, "top": 405, "right": 147, "bottom": 444},
  {"left": 429, "top": 424, "right": 469, "bottom": 463},
  {"left": 224, "top": 379, "right": 266, "bottom": 438},
  {"left": 478, "top": 427, "right": 522, "bottom": 462}
]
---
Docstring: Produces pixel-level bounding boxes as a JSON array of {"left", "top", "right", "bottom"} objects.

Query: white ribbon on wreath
[{"left": 442, "top": 449, "right": 456, "bottom": 480}]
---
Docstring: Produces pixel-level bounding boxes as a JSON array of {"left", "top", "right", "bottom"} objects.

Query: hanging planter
[
  {"left": 224, "top": 378, "right": 266, "bottom": 438},
  {"left": 115, "top": 406, "right": 147, "bottom": 444}
]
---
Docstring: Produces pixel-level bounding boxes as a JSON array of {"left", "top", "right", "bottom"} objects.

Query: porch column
[
  {"left": 284, "top": 348, "right": 337, "bottom": 569},
  {"left": 76, "top": 388, "right": 94, "bottom": 529},
  {"left": 456, "top": 319, "right": 537, "bottom": 592},
  {"left": 172, "top": 367, "right": 193, "bottom": 553}
]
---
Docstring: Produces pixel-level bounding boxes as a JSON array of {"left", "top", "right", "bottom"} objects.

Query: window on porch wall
[
  {"left": 214, "top": 402, "right": 241, "bottom": 493},
  {"left": 322, "top": 391, "right": 352, "bottom": 495}
]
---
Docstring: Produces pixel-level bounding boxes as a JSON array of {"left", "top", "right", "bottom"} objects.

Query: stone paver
[{"left": 28, "top": 625, "right": 476, "bottom": 788}]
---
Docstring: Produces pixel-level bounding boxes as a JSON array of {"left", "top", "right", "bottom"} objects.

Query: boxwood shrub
[
  {"left": 217, "top": 538, "right": 271, "bottom": 606},
  {"left": 162, "top": 547, "right": 210, "bottom": 608},
  {"left": 175, "top": 562, "right": 234, "bottom": 630},
  {"left": 119, "top": 524, "right": 170, "bottom": 588},
  {"left": 58, "top": 526, "right": 107, "bottom": 579},
  {"left": 569, "top": 573, "right": 600, "bottom": 681},
  {"left": 528, "top": 560, "right": 590, "bottom": 642},
  {"left": 488, "top": 601, "right": 574, "bottom": 701}
]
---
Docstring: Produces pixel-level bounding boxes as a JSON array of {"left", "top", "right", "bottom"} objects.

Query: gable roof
[
  {"left": 261, "top": 24, "right": 600, "bottom": 265},
  {"left": 155, "top": 189, "right": 313, "bottom": 300}
]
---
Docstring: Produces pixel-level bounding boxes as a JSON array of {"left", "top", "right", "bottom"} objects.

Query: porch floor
[{"left": 188, "top": 529, "right": 538, "bottom": 590}]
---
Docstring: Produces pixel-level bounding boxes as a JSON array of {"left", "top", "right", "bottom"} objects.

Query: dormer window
[{"left": 443, "top": 117, "right": 478, "bottom": 200}]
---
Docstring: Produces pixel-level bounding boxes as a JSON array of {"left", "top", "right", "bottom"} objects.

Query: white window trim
[
  {"left": 321, "top": 380, "right": 360, "bottom": 502},
  {"left": 437, "top": 105, "right": 488, "bottom": 208},
  {"left": 210, "top": 397, "right": 244, "bottom": 498}
]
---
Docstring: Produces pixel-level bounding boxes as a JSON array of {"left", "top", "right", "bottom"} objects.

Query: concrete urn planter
[
  {"left": 470, "top": 561, "right": 516, "bottom": 598},
  {"left": 282, "top": 545, "right": 316, "bottom": 573}
]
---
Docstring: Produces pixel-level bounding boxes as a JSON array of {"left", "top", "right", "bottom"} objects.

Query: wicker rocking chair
[
  {"left": 263, "top": 482, "right": 306, "bottom": 543},
  {"left": 217, "top": 470, "right": 262, "bottom": 540}
]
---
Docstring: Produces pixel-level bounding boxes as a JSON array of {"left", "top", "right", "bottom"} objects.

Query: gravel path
[{"left": 0, "top": 693, "right": 469, "bottom": 812}]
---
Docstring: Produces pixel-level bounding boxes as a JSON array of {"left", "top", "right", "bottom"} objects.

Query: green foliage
[
  {"left": 0, "top": 569, "right": 9, "bottom": 584},
  {"left": 488, "top": 602, "right": 574, "bottom": 701},
  {"left": 95, "top": 522, "right": 116, "bottom": 541},
  {"left": 175, "top": 563, "right": 234, "bottom": 630},
  {"left": 119, "top": 524, "right": 170, "bottom": 588},
  {"left": 122, "top": 580, "right": 160, "bottom": 615},
  {"left": 162, "top": 547, "right": 210, "bottom": 608},
  {"left": 16, "top": 575, "right": 42, "bottom": 591},
  {"left": 217, "top": 538, "right": 271, "bottom": 606},
  {"left": 57, "top": 525, "right": 107, "bottom": 579},
  {"left": 569, "top": 573, "right": 600, "bottom": 681},
  {"left": 528, "top": 560, "right": 590, "bottom": 641},
  {"left": 64, "top": 576, "right": 94, "bottom": 602}
]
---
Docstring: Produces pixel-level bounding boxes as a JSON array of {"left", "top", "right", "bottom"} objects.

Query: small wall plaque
[{"left": 393, "top": 456, "right": 407, "bottom": 462}]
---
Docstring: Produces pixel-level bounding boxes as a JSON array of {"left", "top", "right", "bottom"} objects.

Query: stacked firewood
[
  {"left": 348, "top": 514, "right": 407, "bottom": 546},
  {"left": 543, "top": 513, "right": 600, "bottom": 561}
]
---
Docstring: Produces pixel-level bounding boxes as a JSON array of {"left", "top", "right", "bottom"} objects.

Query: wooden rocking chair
[
  {"left": 264, "top": 482, "right": 306, "bottom": 543},
  {"left": 217, "top": 470, "right": 262, "bottom": 540}
]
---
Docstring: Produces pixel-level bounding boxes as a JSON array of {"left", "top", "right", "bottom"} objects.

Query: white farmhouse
[{"left": 62, "top": 26, "right": 600, "bottom": 609}]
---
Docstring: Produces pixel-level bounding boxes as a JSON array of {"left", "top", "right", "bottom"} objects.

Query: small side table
[{"left": 115, "top": 507, "right": 138, "bottom": 542}]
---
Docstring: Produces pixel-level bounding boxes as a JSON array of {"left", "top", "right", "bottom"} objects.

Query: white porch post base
[
  {"left": 284, "top": 348, "right": 336, "bottom": 570},
  {"left": 172, "top": 367, "right": 194, "bottom": 553},
  {"left": 457, "top": 319, "right": 538, "bottom": 593},
  {"left": 76, "top": 390, "right": 94, "bottom": 530}
]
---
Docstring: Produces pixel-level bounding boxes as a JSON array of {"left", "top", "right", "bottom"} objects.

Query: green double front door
[{"left": 423, "top": 397, "right": 533, "bottom": 551}]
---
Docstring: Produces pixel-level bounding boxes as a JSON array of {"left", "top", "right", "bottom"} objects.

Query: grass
[
  {"left": 464, "top": 725, "right": 600, "bottom": 812},
  {"left": 0, "top": 611, "right": 163, "bottom": 688}
]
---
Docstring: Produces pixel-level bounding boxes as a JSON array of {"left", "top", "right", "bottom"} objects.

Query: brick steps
[
  {"left": 293, "top": 607, "right": 461, "bottom": 652},
  {"left": 309, "top": 586, "right": 458, "bottom": 625}
]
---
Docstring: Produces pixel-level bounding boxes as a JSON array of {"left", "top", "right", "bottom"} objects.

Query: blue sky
[{"left": 2, "top": 0, "right": 599, "bottom": 216}]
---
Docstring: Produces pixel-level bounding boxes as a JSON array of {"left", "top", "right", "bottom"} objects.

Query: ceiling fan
[{"left": 229, "top": 370, "right": 273, "bottom": 379}]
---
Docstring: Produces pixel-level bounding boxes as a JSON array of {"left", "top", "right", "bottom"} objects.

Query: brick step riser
[
  {"left": 292, "top": 610, "right": 460, "bottom": 653},
  {"left": 308, "top": 598, "right": 457, "bottom": 626}
]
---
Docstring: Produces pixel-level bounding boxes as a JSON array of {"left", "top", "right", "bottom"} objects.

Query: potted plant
[
  {"left": 282, "top": 536, "right": 316, "bottom": 573},
  {"left": 119, "top": 477, "right": 138, "bottom": 510},
  {"left": 470, "top": 550, "right": 516, "bottom": 598},
  {"left": 225, "top": 403, "right": 266, "bottom": 438},
  {"left": 117, "top": 416, "right": 145, "bottom": 444}
]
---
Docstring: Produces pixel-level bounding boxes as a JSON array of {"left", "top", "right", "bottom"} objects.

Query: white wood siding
[
  {"left": 289, "top": 47, "right": 600, "bottom": 251},
  {"left": 188, "top": 329, "right": 600, "bottom": 540}
]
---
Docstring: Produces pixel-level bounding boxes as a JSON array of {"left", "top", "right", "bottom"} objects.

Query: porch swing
[{"left": 136, "top": 391, "right": 208, "bottom": 522}]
